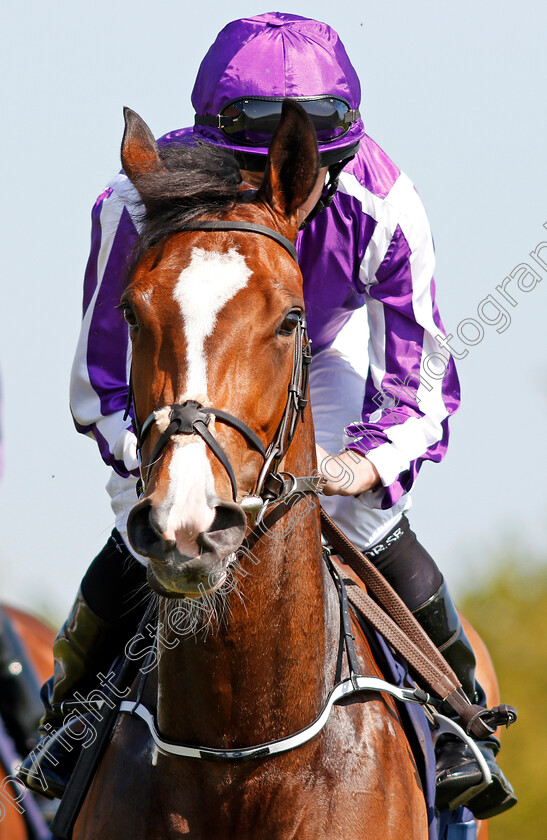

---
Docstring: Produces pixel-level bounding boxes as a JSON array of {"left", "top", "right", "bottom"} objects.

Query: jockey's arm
[
  {"left": 70, "top": 175, "right": 141, "bottom": 478},
  {"left": 312, "top": 173, "right": 460, "bottom": 508}
]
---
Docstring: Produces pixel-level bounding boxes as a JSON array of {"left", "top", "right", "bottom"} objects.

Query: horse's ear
[
  {"left": 121, "top": 107, "right": 164, "bottom": 183},
  {"left": 256, "top": 100, "right": 319, "bottom": 218}
]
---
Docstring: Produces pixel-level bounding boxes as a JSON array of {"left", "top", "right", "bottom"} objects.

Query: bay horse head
[{"left": 122, "top": 101, "right": 319, "bottom": 600}]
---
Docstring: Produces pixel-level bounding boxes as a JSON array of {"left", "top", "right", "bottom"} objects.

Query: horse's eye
[
  {"left": 278, "top": 309, "right": 301, "bottom": 336},
  {"left": 122, "top": 304, "right": 138, "bottom": 329}
]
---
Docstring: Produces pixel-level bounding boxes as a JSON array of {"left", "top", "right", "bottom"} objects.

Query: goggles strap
[{"left": 194, "top": 114, "right": 234, "bottom": 129}]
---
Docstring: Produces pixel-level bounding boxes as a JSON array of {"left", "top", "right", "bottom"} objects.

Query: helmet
[{"left": 192, "top": 12, "right": 364, "bottom": 171}]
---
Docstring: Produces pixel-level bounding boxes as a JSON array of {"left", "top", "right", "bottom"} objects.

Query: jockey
[{"left": 18, "top": 12, "right": 515, "bottom": 819}]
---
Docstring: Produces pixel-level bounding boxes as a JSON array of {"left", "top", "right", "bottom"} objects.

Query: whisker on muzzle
[{"left": 156, "top": 554, "right": 250, "bottom": 641}]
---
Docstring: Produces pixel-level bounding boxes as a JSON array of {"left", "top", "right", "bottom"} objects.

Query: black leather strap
[
  {"left": 183, "top": 220, "right": 298, "bottom": 263},
  {"left": 207, "top": 408, "right": 266, "bottom": 458},
  {"left": 194, "top": 421, "right": 238, "bottom": 501},
  {"left": 324, "top": 556, "right": 361, "bottom": 683},
  {"left": 141, "top": 401, "right": 267, "bottom": 501}
]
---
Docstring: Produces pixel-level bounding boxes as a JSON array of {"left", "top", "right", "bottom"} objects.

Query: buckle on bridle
[{"left": 169, "top": 401, "right": 211, "bottom": 434}]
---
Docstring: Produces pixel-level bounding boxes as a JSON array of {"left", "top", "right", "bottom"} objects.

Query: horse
[
  {"left": 460, "top": 617, "right": 499, "bottom": 840},
  {"left": 2, "top": 608, "right": 54, "bottom": 681},
  {"left": 73, "top": 101, "right": 487, "bottom": 839},
  {"left": 0, "top": 605, "right": 54, "bottom": 840}
]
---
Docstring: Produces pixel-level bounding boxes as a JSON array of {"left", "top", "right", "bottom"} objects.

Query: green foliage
[{"left": 460, "top": 559, "right": 547, "bottom": 840}]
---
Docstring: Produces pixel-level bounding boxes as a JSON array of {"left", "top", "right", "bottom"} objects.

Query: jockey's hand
[{"left": 315, "top": 445, "right": 380, "bottom": 496}]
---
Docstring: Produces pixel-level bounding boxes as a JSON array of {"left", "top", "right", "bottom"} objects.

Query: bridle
[{"left": 125, "top": 219, "right": 324, "bottom": 521}]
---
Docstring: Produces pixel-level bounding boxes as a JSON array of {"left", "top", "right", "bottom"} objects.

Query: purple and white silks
[{"left": 69, "top": 131, "right": 460, "bottom": 550}]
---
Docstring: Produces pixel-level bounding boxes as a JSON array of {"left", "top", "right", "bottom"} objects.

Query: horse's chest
[{"left": 75, "top": 692, "right": 427, "bottom": 839}]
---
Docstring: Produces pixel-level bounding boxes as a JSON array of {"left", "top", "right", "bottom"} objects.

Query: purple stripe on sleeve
[
  {"left": 343, "top": 223, "right": 460, "bottom": 507},
  {"left": 86, "top": 206, "right": 138, "bottom": 419},
  {"left": 368, "top": 225, "right": 426, "bottom": 426},
  {"left": 430, "top": 278, "right": 461, "bottom": 415},
  {"left": 299, "top": 190, "right": 377, "bottom": 352},
  {"left": 361, "top": 226, "right": 424, "bottom": 421},
  {"left": 93, "top": 424, "right": 139, "bottom": 478},
  {"left": 431, "top": 278, "right": 449, "bottom": 337},
  {"left": 82, "top": 189, "right": 113, "bottom": 314}
]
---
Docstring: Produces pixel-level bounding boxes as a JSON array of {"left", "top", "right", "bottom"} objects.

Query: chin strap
[{"left": 299, "top": 157, "right": 354, "bottom": 230}]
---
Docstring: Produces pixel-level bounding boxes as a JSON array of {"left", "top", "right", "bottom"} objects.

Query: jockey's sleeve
[
  {"left": 69, "top": 174, "right": 141, "bottom": 477},
  {"left": 344, "top": 172, "right": 461, "bottom": 509}
]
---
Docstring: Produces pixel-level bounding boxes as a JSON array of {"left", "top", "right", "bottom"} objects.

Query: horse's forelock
[{"left": 133, "top": 143, "right": 243, "bottom": 245}]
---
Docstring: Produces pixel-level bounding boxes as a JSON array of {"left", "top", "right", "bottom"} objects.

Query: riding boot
[
  {"left": 16, "top": 589, "right": 115, "bottom": 799},
  {"left": 16, "top": 530, "right": 149, "bottom": 800},
  {"left": 0, "top": 606, "right": 44, "bottom": 757},
  {"left": 412, "top": 580, "right": 517, "bottom": 819}
]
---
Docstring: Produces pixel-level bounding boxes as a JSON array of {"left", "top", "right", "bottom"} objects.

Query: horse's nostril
[
  {"left": 210, "top": 503, "right": 246, "bottom": 534},
  {"left": 127, "top": 499, "right": 165, "bottom": 558},
  {"left": 196, "top": 502, "right": 246, "bottom": 556},
  {"left": 128, "top": 497, "right": 246, "bottom": 563}
]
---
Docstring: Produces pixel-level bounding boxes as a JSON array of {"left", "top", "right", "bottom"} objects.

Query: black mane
[{"left": 130, "top": 141, "right": 247, "bottom": 259}]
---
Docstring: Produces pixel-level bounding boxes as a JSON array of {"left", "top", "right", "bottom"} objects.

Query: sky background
[{"left": 0, "top": 1, "right": 546, "bottom": 622}]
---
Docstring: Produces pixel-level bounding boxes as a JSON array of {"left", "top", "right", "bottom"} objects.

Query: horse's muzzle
[{"left": 127, "top": 497, "right": 247, "bottom": 597}]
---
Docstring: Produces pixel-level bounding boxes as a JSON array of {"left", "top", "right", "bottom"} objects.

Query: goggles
[{"left": 195, "top": 96, "right": 361, "bottom": 147}]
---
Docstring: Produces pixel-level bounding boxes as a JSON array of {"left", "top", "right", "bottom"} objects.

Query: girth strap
[{"left": 119, "top": 674, "right": 429, "bottom": 763}]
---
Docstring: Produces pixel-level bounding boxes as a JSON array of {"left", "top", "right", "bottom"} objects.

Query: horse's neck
[{"left": 152, "top": 422, "right": 340, "bottom": 746}]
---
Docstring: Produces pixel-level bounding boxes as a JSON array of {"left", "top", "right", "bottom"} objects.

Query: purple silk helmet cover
[{"left": 191, "top": 12, "right": 364, "bottom": 156}]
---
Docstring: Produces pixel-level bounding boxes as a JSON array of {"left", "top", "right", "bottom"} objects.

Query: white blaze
[
  {"left": 162, "top": 440, "right": 217, "bottom": 556},
  {"left": 159, "top": 247, "right": 251, "bottom": 553},
  {"left": 173, "top": 247, "right": 252, "bottom": 395}
]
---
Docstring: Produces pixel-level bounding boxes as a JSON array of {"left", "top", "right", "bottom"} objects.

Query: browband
[{"left": 183, "top": 220, "right": 298, "bottom": 263}]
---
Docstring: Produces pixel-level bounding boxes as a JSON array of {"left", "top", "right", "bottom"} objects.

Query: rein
[{"left": 321, "top": 511, "right": 517, "bottom": 739}]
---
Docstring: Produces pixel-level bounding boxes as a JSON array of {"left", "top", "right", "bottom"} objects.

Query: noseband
[{"left": 126, "top": 220, "right": 321, "bottom": 515}]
